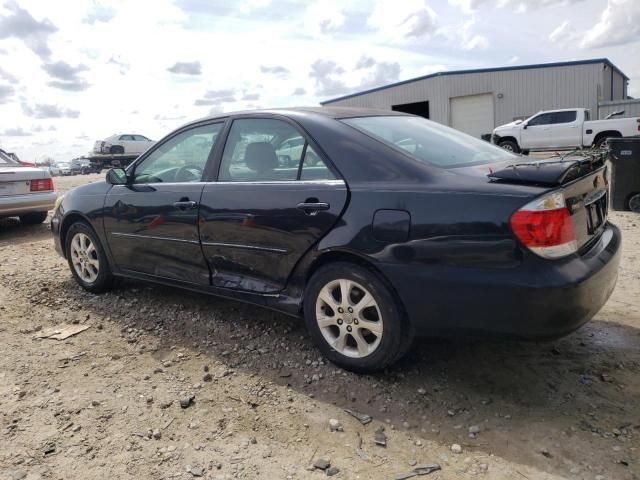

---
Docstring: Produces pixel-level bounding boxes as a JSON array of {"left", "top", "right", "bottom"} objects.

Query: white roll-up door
[{"left": 450, "top": 93, "right": 495, "bottom": 139}]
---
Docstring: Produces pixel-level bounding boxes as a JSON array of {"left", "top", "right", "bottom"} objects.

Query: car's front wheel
[
  {"left": 65, "top": 222, "right": 117, "bottom": 293},
  {"left": 304, "top": 262, "right": 412, "bottom": 373},
  {"left": 498, "top": 140, "right": 520, "bottom": 153}
]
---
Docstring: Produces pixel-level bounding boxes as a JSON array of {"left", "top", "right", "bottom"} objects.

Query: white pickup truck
[{"left": 492, "top": 108, "right": 640, "bottom": 153}]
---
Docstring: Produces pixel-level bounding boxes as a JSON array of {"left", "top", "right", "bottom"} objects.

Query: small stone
[
  {"left": 326, "top": 466, "right": 340, "bottom": 476},
  {"left": 203, "top": 365, "right": 209, "bottom": 372},
  {"left": 451, "top": 443, "right": 463, "bottom": 454},
  {"left": 180, "top": 396, "right": 194, "bottom": 409},
  {"left": 91, "top": 400, "right": 100, "bottom": 407},
  {"left": 479, "top": 463, "right": 488, "bottom": 472},
  {"left": 408, "top": 460, "right": 417, "bottom": 466},
  {"left": 468, "top": 425, "right": 481, "bottom": 434},
  {"left": 415, "top": 439, "right": 423, "bottom": 447},
  {"left": 188, "top": 465, "right": 204, "bottom": 477},
  {"left": 374, "top": 427, "right": 387, "bottom": 447},
  {"left": 540, "top": 448, "right": 552, "bottom": 458},
  {"left": 203, "top": 373, "right": 212, "bottom": 382},
  {"left": 152, "top": 429, "right": 162, "bottom": 440},
  {"left": 159, "top": 400, "right": 173, "bottom": 409},
  {"left": 329, "top": 418, "right": 343, "bottom": 432},
  {"left": 417, "top": 387, "right": 427, "bottom": 395},
  {"left": 314, "top": 458, "right": 331, "bottom": 470}
]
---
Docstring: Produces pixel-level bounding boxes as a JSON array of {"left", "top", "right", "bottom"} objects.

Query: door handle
[
  {"left": 173, "top": 200, "right": 197, "bottom": 209},
  {"left": 297, "top": 202, "right": 329, "bottom": 216}
]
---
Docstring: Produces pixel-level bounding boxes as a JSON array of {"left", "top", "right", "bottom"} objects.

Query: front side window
[
  {"left": 343, "top": 115, "right": 515, "bottom": 168},
  {"left": 219, "top": 118, "right": 337, "bottom": 182},
  {"left": 527, "top": 113, "right": 553, "bottom": 126},
  {"left": 552, "top": 111, "right": 577, "bottom": 124},
  {"left": 132, "top": 123, "right": 223, "bottom": 184}
]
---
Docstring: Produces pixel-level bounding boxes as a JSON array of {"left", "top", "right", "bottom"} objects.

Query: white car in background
[
  {"left": 55, "top": 161, "right": 73, "bottom": 176},
  {"left": 0, "top": 149, "right": 57, "bottom": 224},
  {"left": 93, "top": 134, "right": 155, "bottom": 155}
]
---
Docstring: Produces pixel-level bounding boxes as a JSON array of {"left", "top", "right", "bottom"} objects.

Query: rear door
[
  {"left": 103, "top": 122, "right": 224, "bottom": 284},
  {"left": 199, "top": 116, "right": 347, "bottom": 293},
  {"left": 550, "top": 110, "right": 581, "bottom": 148},
  {"left": 521, "top": 112, "right": 554, "bottom": 149}
]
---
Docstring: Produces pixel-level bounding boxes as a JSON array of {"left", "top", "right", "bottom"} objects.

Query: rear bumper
[
  {"left": 0, "top": 191, "right": 57, "bottom": 217},
  {"left": 382, "top": 223, "right": 621, "bottom": 339}
]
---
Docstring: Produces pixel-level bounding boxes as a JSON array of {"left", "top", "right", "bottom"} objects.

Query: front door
[
  {"left": 103, "top": 122, "right": 224, "bottom": 284},
  {"left": 521, "top": 112, "right": 554, "bottom": 149},
  {"left": 199, "top": 117, "right": 348, "bottom": 293}
]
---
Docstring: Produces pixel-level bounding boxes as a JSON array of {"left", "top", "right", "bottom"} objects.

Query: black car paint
[{"left": 52, "top": 108, "right": 621, "bottom": 339}]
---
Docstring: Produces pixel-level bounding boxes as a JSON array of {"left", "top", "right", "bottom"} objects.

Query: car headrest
[{"left": 245, "top": 142, "right": 278, "bottom": 172}]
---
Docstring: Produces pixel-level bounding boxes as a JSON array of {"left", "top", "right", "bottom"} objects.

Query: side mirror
[
  {"left": 106, "top": 167, "right": 128, "bottom": 185},
  {"left": 522, "top": 123, "right": 528, "bottom": 130}
]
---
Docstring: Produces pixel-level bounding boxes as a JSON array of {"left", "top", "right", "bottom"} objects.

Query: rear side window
[
  {"left": 218, "top": 118, "right": 336, "bottom": 182},
  {"left": 343, "top": 115, "right": 515, "bottom": 168},
  {"left": 552, "top": 111, "right": 577, "bottom": 124}
]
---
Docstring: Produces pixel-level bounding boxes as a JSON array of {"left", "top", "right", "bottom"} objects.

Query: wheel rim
[
  {"left": 630, "top": 193, "right": 640, "bottom": 213},
  {"left": 315, "top": 279, "right": 383, "bottom": 358},
  {"left": 501, "top": 144, "right": 514, "bottom": 152},
  {"left": 70, "top": 233, "right": 99, "bottom": 283}
]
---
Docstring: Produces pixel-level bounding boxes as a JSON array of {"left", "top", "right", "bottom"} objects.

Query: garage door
[{"left": 450, "top": 93, "right": 494, "bottom": 139}]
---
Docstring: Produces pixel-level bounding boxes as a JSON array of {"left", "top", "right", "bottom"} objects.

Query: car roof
[{"left": 184, "top": 106, "right": 409, "bottom": 128}]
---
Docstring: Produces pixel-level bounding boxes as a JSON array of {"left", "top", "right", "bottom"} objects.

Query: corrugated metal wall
[
  {"left": 598, "top": 99, "right": 640, "bottom": 119},
  {"left": 325, "top": 62, "right": 618, "bottom": 129}
]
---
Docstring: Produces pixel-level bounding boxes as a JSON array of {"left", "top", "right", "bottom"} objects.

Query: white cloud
[
  {"left": 581, "top": 0, "right": 640, "bottom": 48},
  {"left": 549, "top": 20, "right": 577, "bottom": 45},
  {"left": 303, "top": 1, "right": 346, "bottom": 37},
  {"left": 367, "top": 0, "right": 438, "bottom": 41},
  {"left": 450, "top": 0, "right": 586, "bottom": 13}
]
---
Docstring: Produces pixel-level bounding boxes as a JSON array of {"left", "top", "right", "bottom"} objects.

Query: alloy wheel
[
  {"left": 315, "top": 279, "right": 383, "bottom": 358},
  {"left": 70, "top": 232, "right": 100, "bottom": 283}
]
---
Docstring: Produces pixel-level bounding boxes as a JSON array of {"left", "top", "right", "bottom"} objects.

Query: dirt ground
[{"left": 1, "top": 173, "right": 638, "bottom": 480}]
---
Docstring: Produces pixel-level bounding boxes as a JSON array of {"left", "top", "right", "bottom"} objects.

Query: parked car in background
[
  {"left": 493, "top": 108, "right": 640, "bottom": 153},
  {"left": 71, "top": 158, "right": 93, "bottom": 175},
  {"left": 56, "top": 161, "right": 73, "bottom": 176},
  {"left": 1, "top": 149, "right": 56, "bottom": 224},
  {"left": 51, "top": 107, "right": 620, "bottom": 373},
  {"left": 48, "top": 163, "right": 61, "bottom": 176},
  {"left": 93, "top": 134, "right": 155, "bottom": 155}
]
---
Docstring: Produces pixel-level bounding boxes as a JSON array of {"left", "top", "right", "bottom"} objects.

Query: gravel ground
[{"left": 0, "top": 173, "right": 638, "bottom": 480}]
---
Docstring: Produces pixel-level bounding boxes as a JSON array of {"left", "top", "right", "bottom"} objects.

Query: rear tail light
[
  {"left": 30, "top": 178, "right": 54, "bottom": 192},
  {"left": 510, "top": 191, "right": 577, "bottom": 259}
]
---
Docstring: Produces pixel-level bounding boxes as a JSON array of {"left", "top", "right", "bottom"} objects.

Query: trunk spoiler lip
[{"left": 487, "top": 151, "right": 607, "bottom": 187}]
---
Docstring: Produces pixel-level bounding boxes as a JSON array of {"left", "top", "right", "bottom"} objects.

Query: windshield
[
  {"left": 0, "top": 150, "right": 19, "bottom": 167},
  {"left": 342, "top": 116, "right": 516, "bottom": 168}
]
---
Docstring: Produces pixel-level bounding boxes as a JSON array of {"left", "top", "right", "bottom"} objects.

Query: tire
[
  {"left": 19, "top": 211, "right": 48, "bottom": 225},
  {"left": 65, "top": 222, "right": 117, "bottom": 293},
  {"left": 594, "top": 135, "right": 619, "bottom": 149},
  {"left": 304, "top": 262, "right": 413, "bottom": 373},
  {"left": 110, "top": 145, "right": 125, "bottom": 155},
  {"left": 628, "top": 193, "right": 640, "bottom": 213},
  {"left": 498, "top": 140, "right": 520, "bottom": 154},
  {"left": 521, "top": 149, "right": 530, "bottom": 156}
]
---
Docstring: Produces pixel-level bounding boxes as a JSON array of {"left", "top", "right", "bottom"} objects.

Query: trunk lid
[
  {"left": 0, "top": 166, "right": 51, "bottom": 197},
  {"left": 488, "top": 153, "right": 610, "bottom": 251}
]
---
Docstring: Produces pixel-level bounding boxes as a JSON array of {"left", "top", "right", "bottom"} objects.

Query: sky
[{"left": 0, "top": 0, "right": 639, "bottom": 162}]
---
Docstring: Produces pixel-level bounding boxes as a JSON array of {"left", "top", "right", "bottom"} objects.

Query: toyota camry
[{"left": 51, "top": 107, "right": 620, "bottom": 372}]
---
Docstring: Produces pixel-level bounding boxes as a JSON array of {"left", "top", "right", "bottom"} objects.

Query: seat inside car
[{"left": 244, "top": 142, "right": 280, "bottom": 180}]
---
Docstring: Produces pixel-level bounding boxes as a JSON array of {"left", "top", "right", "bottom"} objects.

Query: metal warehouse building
[{"left": 321, "top": 58, "right": 631, "bottom": 139}]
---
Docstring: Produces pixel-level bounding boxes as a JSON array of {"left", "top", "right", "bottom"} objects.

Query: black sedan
[{"left": 51, "top": 107, "right": 621, "bottom": 372}]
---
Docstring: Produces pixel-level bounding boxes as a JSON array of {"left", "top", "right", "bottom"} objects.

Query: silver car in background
[
  {"left": 0, "top": 150, "right": 57, "bottom": 224},
  {"left": 93, "top": 133, "right": 155, "bottom": 155}
]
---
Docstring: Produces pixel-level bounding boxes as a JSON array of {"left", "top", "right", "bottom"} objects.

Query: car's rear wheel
[
  {"left": 66, "top": 222, "right": 117, "bottom": 293},
  {"left": 110, "top": 145, "right": 125, "bottom": 154},
  {"left": 304, "top": 262, "right": 412, "bottom": 373},
  {"left": 20, "top": 211, "right": 48, "bottom": 224}
]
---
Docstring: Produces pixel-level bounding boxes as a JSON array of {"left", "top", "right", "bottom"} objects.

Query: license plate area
[
  {"left": 585, "top": 190, "right": 608, "bottom": 235},
  {"left": 0, "top": 183, "right": 16, "bottom": 196}
]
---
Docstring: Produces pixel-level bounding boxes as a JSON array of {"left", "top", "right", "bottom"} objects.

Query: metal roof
[{"left": 320, "top": 58, "right": 629, "bottom": 105}]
